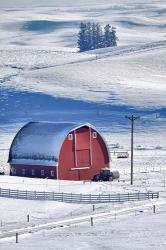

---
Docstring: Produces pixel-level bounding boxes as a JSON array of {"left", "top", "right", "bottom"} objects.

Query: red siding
[
  {"left": 58, "top": 126, "right": 109, "bottom": 180},
  {"left": 10, "top": 164, "right": 56, "bottom": 179},
  {"left": 76, "top": 149, "right": 90, "bottom": 167}
]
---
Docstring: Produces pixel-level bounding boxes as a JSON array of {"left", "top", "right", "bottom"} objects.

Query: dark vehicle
[
  {"left": 92, "top": 168, "right": 119, "bottom": 182},
  {"left": 0, "top": 170, "right": 5, "bottom": 175}
]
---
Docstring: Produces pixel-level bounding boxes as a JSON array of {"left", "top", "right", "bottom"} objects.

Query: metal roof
[{"left": 8, "top": 121, "right": 95, "bottom": 166}]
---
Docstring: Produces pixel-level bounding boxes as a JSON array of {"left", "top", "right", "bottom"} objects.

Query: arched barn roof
[{"left": 8, "top": 122, "right": 98, "bottom": 166}]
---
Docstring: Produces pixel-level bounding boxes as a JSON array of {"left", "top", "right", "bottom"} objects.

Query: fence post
[
  {"left": 153, "top": 205, "right": 156, "bottom": 214},
  {"left": 27, "top": 214, "right": 30, "bottom": 222},
  {"left": 90, "top": 217, "right": 93, "bottom": 226},
  {"left": 16, "top": 233, "right": 18, "bottom": 243}
]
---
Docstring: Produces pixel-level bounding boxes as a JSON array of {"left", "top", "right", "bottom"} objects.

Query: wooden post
[
  {"left": 16, "top": 233, "right": 18, "bottom": 243},
  {"left": 125, "top": 115, "right": 139, "bottom": 185},
  {"left": 27, "top": 214, "right": 30, "bottom": 222},
  {"left": 90, "top": 217, "right": 93, "bottom": 226},
  {"left": 153, "top": 205, "right": 156, "bottom": 214}
]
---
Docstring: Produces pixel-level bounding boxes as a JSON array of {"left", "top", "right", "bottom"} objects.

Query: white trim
[
  {"left": 68, "top": 133, "right": 73, "bottom": 140},
  {"left": 92, "top": 131, "right": 97, "bottom": 138},
  {"left": 96, "top": 131, "right": 111, "bottom": 163},
  {"left": 74, "top": 130, "right": 77, "bottom": 167},
  {"left": 11, "top": 159, "right": 57, "bottom": 166},
  {"left": 41, "top": 169, "right": 45, "bottom": 176},
  {"left": 50, "top": 170, "right": 55, "bottom": 177},
  {"left": 70, "top": 167, "right": 90, "bottom": 170},
  {"left": 89, "top": 127, "right": 92, "bottom": 166}
]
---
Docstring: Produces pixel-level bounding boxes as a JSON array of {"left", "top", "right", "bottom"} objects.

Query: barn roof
[{"left": 8, "top": 121, "right": 95, "bottom": 166}]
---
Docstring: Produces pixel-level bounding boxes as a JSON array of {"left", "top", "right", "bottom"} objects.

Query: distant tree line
[{"left": 77, "top": 22, "right": 118, "bottom": 52}]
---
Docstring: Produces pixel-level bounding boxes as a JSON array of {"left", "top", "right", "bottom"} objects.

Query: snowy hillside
[{"left": 0, "top": 0, "right": 165, "bottom": 159}]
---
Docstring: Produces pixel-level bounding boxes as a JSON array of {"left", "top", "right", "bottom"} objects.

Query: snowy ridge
[
  {"left": 1, "top": 41, "right": 166, "bottom": 109},
  {"left": 89, "top": 40, "right": 166, "bottom": 59}
]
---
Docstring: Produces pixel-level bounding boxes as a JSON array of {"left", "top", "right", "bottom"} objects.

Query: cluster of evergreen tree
[{"left": 78, "top": 22, "right": 118, "bottom": 52}]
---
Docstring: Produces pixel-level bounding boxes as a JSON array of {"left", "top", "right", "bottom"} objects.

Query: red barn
[{"left": 8, "top": 122, "right": 110, "bottom": 181}]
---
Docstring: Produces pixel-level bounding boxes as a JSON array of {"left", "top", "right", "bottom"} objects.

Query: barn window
[
  {"left": 51, "top": 170, "right": 54, "bottom": 177},
  {"left": 92, "top": 132, "right": 97, "bottom": 138},
  {"left": 12, "top": 168, "right": 16, "bottom": 174},
  {"left": 68, "top": 133, "right": 73, "bottom": 140},
  {"left": 22, "top": 169, "right": 26, "bottom": 176},
  {"left": 41, "top": 170, "right": 45, "bottom": 176},
  {"left": 32, "top": 169, "right": 35, "bottom": 176}
]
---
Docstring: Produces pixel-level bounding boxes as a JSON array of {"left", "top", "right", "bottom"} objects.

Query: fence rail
[{"left": 0, "top": 188, "right": 159, "bottom": 204}]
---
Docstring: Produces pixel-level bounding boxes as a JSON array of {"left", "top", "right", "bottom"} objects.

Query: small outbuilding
[{"left": 8, "top": 122, "right": 110, "bottom": 181}]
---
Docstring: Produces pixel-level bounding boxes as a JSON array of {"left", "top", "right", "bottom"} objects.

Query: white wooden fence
[{"left": 0, "top": 188, "right": 159, "bottom": 204}]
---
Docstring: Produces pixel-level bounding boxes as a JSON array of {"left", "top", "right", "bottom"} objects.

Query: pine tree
[
  {"left": 78, "top": 22, "right": 118, "bottom": 52},
  {"left": 104, "top": 24, "right": 112, "bottom": 47},
  {"left": 92, "top": 23, "right": 104, "bottom": 49},
  {"left": 77, "top": 22, "right": 88, "bottom": 52},
  {"left": 96, "top": 23, "right": 103, "bottom": 49},
  {"left": 86, "top": 22, "right": 93, "bottom": 50},
  {"left": 104, "top": 25, "right": 118, "bottom": 48},
  {"left": 111, "top": 26, "right": 118, "bottom": 46}
]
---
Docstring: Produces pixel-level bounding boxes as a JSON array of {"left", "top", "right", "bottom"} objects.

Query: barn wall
[
  {"left": 10, "top": 164, "right": 56, "bottom": 179},
  {"left": 58, "top": 127, "right": 110, "bottom": 181}
]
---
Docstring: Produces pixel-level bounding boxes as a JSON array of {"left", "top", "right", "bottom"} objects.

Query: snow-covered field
[
  {"left": 0, "top": 167, "right": 166, "bottom": 249},
  {"left": 0, "top": 0, "right": 166, "bottom": 249}
]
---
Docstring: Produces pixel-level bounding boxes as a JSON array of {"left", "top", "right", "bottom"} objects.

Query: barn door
[{"left": 75, "top": 127, "right": 91, "bottom": 168}]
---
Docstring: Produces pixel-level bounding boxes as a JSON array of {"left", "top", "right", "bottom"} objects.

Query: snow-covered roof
[{"left": 8, "top": 122, "right": 95, "bottom": 166}]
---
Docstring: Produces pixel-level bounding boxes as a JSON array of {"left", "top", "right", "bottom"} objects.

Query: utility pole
[{"left": 126, "top": 115, "right": 139, "bottom": 185}]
